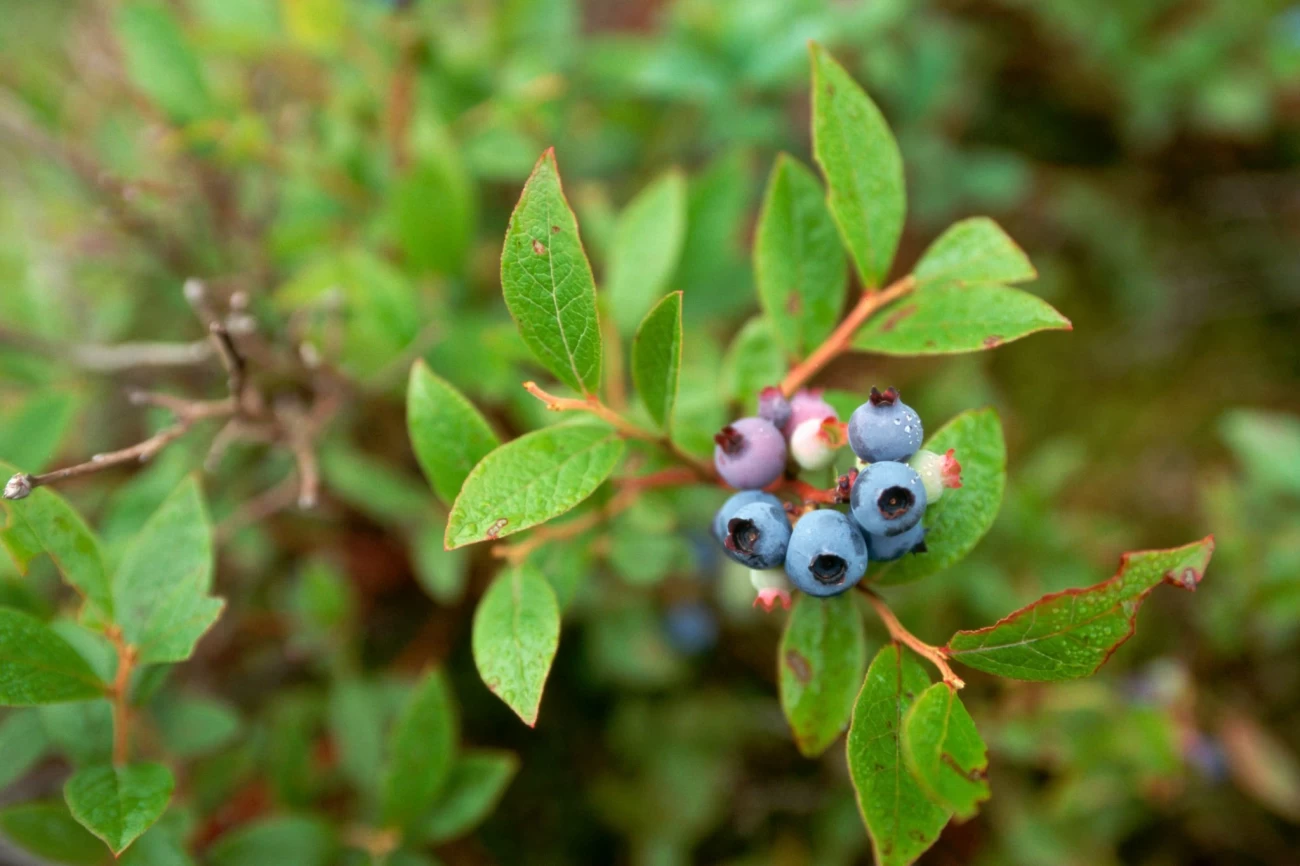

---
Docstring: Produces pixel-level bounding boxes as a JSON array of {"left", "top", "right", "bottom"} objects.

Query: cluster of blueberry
[{"left": 711, "top": 387, "right": 961, "bottom": 611}]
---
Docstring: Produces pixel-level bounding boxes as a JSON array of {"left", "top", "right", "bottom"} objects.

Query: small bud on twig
[{"left": 3, "top": 473, "right": 33, "bottom": 500}]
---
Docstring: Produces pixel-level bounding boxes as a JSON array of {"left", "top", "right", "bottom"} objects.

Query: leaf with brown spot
[
  {"left": 472, "top": 566, "right": 560, "bottom": 726},
  {"left": 778, "top": 593, "right": 866, "bottom": 758},
  {"left": 945, "top": 536, "right": 1215, "bottom": 681}
]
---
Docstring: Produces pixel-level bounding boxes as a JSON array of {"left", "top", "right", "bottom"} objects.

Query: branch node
[{"left": 3, "top": 473, "right": 33, "bottom": 500}]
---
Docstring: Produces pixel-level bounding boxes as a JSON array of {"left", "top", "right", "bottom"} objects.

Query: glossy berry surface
[
  {"left": 864, "top": 521, "right": 928, "bottom": 562},
  {"left": 910, "top": 448, "right": 962, "bottom": 502},
  {"left": 850, "top": 460, "right": 928, "bottom": 537},
  {"left": 758, "top": 387, "right": 793, "bottom": 431},
  {"left": 847, "top": 386, "right": 923, "bottom": 463},
  {"left": 783, "top": 509, "right": 869, "bottom": 597},
  {"left": 712, "top": 491, "right": 791, "bottom": 569},
  {"left": 714, "top": 417, "right": 787, "bottom": 489},
  {"left": 784, "top": 388, "right": 838, "bottom": 437}
]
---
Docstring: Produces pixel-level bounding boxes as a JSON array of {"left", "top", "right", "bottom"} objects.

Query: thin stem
[
  {"left": 107, "top": 628, "right": 137, "bottom": 767},
  {"left": 5, "top": 397, "right": 234, "bottom": 499},
  {"left": 780, "top": 275, "right": 916, "bottom": 397},
  {"left": 494, "top": 466, "right": 700, "bottom": 563},
  {"left": 522, "top": 382, "right": 717, "bottom": 480},
  {"left": 859, "top": 586, "right": 965, "bottom": 689}
]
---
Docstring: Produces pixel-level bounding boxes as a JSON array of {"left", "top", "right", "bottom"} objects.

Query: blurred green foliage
[{"left": 0, "top": 0, "right": 1298, "bottom": 863}]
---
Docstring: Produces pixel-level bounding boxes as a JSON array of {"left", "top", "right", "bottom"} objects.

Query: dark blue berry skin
[
  {"left": 758, "top": 387, "right": 793, "bottom": 431},
  {"left": 850, "top": 461, "right": 928, "bottom": 537},
  {"left": 783, "top": 509, "right": 869, "bottom": 597},
  {"left": 712, "top": 491, "right": 790, "bottom": 569},
  {"left": 848, "top": 387, "right": 923, "bottom": 463},
  {"left": 864, "top": 522, "right": 927, "bottom": 562}
]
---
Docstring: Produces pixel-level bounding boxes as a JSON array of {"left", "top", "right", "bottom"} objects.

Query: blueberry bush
[{"left": 1, "top": 1, "right": 1297, "bottom": 864}]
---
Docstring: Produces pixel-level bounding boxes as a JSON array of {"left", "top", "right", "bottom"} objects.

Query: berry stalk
[
  {"left": 859, "top": 586, "right": 965, "bottom": 689},
  {"left": 779, "top": 275, "right": 916, "bottom": 398}
]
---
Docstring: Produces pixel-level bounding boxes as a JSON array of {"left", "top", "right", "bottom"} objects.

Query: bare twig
[
  {"left": 0, "top": 326, "right": 213, "bottom": 373},
  {"left": 859, "top": 586, "right": 964, "bottom": 689}
]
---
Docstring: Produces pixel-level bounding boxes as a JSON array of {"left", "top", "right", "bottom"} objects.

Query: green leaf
[
  {"left": 755, "top": 154, "right": 848, "bottom": 358},
  {"left": 113, "top": 477, "right": 223, "bottom": 664},
  {"left": 810, "top": 43, "right": 905, "bottom": 289},
  {"left": 720, "top": 317, "right": 787, "bottom": 407},
  {"left": 607, "top": 170, "right": 688, "bottom": 334},
  {"left": 154, "top": 694, "right": 242, "bottom": 758},
  {"left": 847, "top": 645, "right": 950, "bottom": 866},
  {"left": 631, "top": 292, "right": 683, "bottom": 430},
  {"left": 119, "top": 813, "right": 195, "bottom": 866},
  {"left": 445, "top": 424, "right": 624, "bottom": 549},
  {"left": 901, "top": 684, "right": 990, "bottom": 820},
  {"left": 414, "top": 749, "right": 519, "bottom": 843},
  {"left": 328, "top": 678, "right": 386, "bottom": 801},
  {"left": 0, "top": 800, "right": 105, "bottom": 865},
  {"left": 914, "top": 217, "right": 1037, "bottom": 288},
  {"left": 778, "top": 594, "right": 867, "bottom": 758},
  {"left": 381, "top": 670, "right": 458, "bottom": 829},
  {"left": 208, "top": 815, "right": 338, "bottom": 866},
  {"left": 1219, "top": 409, "right": 1300, "bottom": 498},
  {"left": 874, "top": 409, "right": 1006, "bottom": 586},
  {"left": 0, "top": 392, "right": 78, "bottom": 472},
  {"left": 0, "top": 709, "right": 49, "bottom": 788},
  {"left": 853, "top": 282, "right": 1070, "bottom": 355},
  {"left": 0, "top": 609, "right": 103, "bottom": 705},
  {"left": 115, "top": 3, "right": 213, "bottom": 124},
  {"left": 946, "top": 537, "right": 1216, "bottom": 681},
  {"left": 0, "top": 463, "right": 111, "bottom": 625},
  {"left": 407, "top": 361, "right": 501, "bottom": 505},
  {"left": 39, "top": 700, "right": 114, "bottom": 765},
  {"left": 320, "top": 444, "right": 432, "bottom": 527},
  {"left": 500, "top": 149, "right": 603, "bottom": 394},
  {"left": 388, "top": 145, "right": 475, "bottom": 277},
  {"left": 412, "top": 520, "right": 468, "bottom": 605},
  {"left": 472, "top": 565, "right": 560, "bottom": 726},
  {"left": 64, "top": 762, "right": 174, "bottom": 855},
  {"left": 280, "top": 0, "right": 345, "bottom": 53}
]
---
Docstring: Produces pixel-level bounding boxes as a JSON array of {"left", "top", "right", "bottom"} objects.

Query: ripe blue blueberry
[
  {"left": 850, "top": 460, "right": 928, "bottom": 537},
  {"left": 712, "top": 491, "right": 791, "bottom": 569},
  {"left": 714, "top": 417, "right": 787, "bottom": 489},
  {"left": 864, "top": 522, "right": 927, "bottom": 562},
  {"left": 758, "top": 387, "right": 793, "bottom": 431},
  {"left": 783, "top": 509, "right": 869, "bottom": 597},
  {"left": 847, "top": 386, "right": 923, "bottom": 463}
]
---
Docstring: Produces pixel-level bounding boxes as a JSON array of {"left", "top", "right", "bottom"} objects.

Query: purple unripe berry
[
  {"left": 758, "top": 387, "right": 793, "bottom": 431},
  {"left": 714, "top": 417, "right": 787, "bottom": 489},
  {"left": 864, "top": 521, "right": 927, "bottom": 562},
  {"left": 783, "top": 509, "right": 869, "bottom": 597},
  {"left": 850, "top": 460, "right": 928, "bottom": 537},
  {"left": 848, "top": 386, "right": 923, "bottom": 463},
  {"left": 784, "top": 388, "right": 838, "bottom": 437},
  {"left": 711, "top": 491, "right": 790, "bottom": 569}
]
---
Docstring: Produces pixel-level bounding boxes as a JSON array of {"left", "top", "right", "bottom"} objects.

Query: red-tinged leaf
[{"left": 945, "top": 537, "right": 1215, "bottom": 682}]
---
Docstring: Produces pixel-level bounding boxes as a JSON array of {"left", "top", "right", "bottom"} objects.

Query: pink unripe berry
[
  {"left": 783, "top": 388, "right": 838, "bottom": 437},
  {"left": 789, "top": 417, "right": 848, "bottom": 471},
  {"left": 713, "top": 417, "right": 787, "bottom": 490}
]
